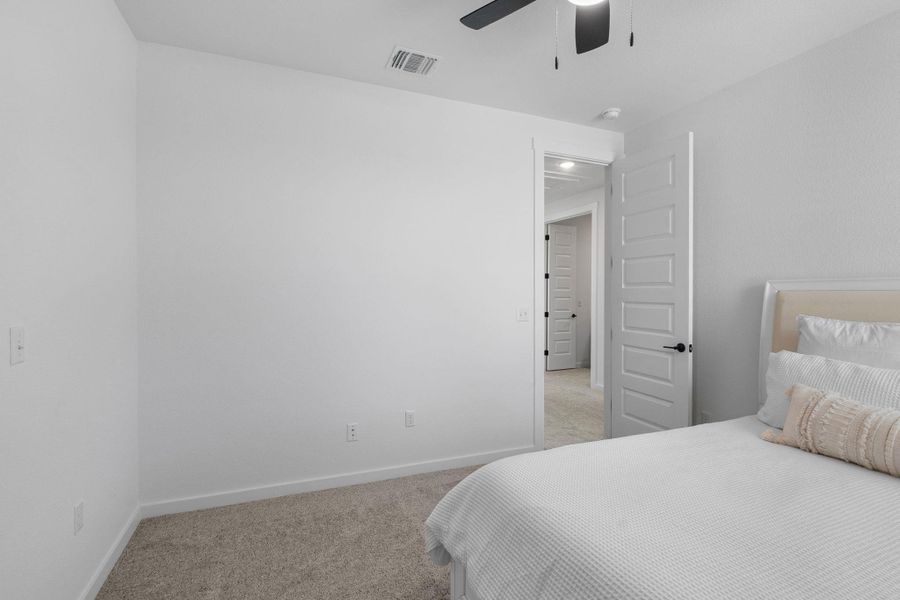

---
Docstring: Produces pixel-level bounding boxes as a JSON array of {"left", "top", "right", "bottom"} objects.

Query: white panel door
[
  {"left": 546, "top": 223, "right": 577, "bottom": 371},
  {"left": 609, "top": 132, "right": 693, "bottom": 436}
]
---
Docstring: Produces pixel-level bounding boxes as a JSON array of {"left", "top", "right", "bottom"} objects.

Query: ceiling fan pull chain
[
  {"left": 630, "top": 0, "right": 635, "bottom": 47},
  {"left": 554, "top": 1, "right": 560, "bottom": 70}
]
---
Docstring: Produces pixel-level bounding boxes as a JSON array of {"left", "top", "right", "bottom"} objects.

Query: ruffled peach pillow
[{"left": 762, "top": 383, "right": 900, "bottom": 477}]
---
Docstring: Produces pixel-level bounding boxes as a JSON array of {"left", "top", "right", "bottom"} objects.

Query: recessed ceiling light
[
  {"left": 559, "top": 161, "right": 575, "bottom": 170},
  {"left": 568, "top": 0, "right": 605, "bottom": 6}
]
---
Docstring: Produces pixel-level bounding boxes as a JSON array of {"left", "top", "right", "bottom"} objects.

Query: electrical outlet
[
  {"left": 346, "top": 422, "right": 359, "bottom": 442},
  {"left": 405, "top": 410, "right": 416, "bottom": 428},
  {"left": 10, "top": 326, "right": 24, "bottom": 365},
  {"left": 74, "top": 502, "right": 84, "bottom": 535},
  {"left": 516, "top": 307, "right": 530, "bottom": 322}
]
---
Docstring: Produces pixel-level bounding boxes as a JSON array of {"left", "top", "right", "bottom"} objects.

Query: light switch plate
[
  {"left": 74, "top": 501, "right": 84, "bottom": 535},
  {"left": 10, "top": 326, "right": 24, "bottom": 365}
]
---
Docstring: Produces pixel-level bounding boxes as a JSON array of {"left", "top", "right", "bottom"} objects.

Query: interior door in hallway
[{"left": 546, "top": 223, "right": 577, "bottom": 371}]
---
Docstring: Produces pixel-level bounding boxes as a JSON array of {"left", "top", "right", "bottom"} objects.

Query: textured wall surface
[
  {"left": 137, "top": 43, "right": 621, "bottom": 505},
  {"left": 0, "top": 2, "right": 138, "bottom": 598},
  {"left": 627, "top": 12, "right": 900, "bottom": 421}
]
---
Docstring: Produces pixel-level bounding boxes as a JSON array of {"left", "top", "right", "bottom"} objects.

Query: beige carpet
[
  {"left": 97, "top": 467, "right": 476, "bottom": 600},
  {"left": 97, "top": 374, "right": 602, "bottom": 598},
  {"left": 544, "top": 368, "right": 605, "bottom": 450}
]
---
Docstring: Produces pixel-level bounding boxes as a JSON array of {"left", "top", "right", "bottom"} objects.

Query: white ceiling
[
  {"left": 113, "top": 0, "right": 900, "bottom": 132},
  {"left": 544, "top": 156, "right": 605, "bottom": 203}
]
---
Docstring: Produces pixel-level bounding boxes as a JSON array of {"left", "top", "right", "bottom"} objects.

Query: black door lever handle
[{"left": 663, "top": 343, "right": 687, "bottom": 353}]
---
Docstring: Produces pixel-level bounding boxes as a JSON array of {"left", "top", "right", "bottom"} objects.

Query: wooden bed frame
[
  {"left": 450, "top": 276, "right": 900, "bottom": 600},
  {"left": 450, "top": 560, "right": 468, "bottom": 600}
]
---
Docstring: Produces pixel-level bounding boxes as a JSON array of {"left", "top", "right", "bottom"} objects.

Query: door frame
[
  {"left": 545, "top": 202, "right": 595, "bottom": 376},
  {"left": 532, "top": 138, "right": 618, "bottom": 450}
]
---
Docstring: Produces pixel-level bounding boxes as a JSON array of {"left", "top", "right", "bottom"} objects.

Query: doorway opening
[{"left": 543, "top": 154, "right": 606, "bottom": 449}]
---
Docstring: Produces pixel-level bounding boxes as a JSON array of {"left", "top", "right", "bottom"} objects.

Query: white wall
[
  {"left": 137, "top": 43, "right": 622, "bottom": 508},
  {"left": 546, "top": 183, "right": 606, "bottom": 217},
  {"left": 552, "top": 214, "right": 592, "bottom": 368},
  {"left": 0, "top": 2, "right": 138, "bottom": 599},
  {"left": 626, "top": 11, "right": 900, "bottom": 422}
]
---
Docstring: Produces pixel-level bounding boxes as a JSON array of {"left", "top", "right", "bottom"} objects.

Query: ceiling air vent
[{"left": 386, "top": 46, "right": 440, "bottom": 77}]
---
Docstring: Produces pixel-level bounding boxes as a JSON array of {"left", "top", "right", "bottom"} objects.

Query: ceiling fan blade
[
  {"left": 460, "top": 0, "right": 538, "bottom": 30},
  {"left": 575, "top": 0, "right": 611, "bottom": 54}
]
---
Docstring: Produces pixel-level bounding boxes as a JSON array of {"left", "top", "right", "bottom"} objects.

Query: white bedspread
[{"left": 425, "top": 417, "right": 900, "bottom": 599}]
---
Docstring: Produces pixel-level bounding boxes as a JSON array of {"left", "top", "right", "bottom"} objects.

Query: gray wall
[
  {"left": 0, "top": 1, "right": 138, "bottom": 597},
  {"left": 626, "top": 11, "right": 900, "bottom": 422},
  {"left": 137, "top": 43, "right": 621, "bottom": 506}
]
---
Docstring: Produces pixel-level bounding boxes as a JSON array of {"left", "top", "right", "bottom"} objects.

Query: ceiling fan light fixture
[{"left": 460, "top": 0, "right": 610, "bottom": 55}]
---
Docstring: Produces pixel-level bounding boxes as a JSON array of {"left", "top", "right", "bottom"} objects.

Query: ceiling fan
[{"left": 461, "top": 0, "right": 612, "bottom": 55}]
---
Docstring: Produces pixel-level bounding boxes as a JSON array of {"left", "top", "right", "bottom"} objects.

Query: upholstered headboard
[{"left": 758, "top": 278, "right": 900, "bottom": 407}]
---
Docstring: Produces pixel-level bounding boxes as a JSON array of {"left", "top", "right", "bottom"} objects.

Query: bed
[{"left": 425, "top": 278, "right": 900, "bottom": 600}]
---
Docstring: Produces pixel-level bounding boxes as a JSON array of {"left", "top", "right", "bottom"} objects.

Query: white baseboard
[
  {"left": 591, "top": 383, "right": 604, "bottom": 392},
  {"left": 77, "top": 505, "right": 141, "bottom": 600},
  {"left": 141, "top": 445, "right": 536, "bottom": 518}
]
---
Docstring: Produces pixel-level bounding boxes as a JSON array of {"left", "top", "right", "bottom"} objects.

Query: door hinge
[
  {"left": 689, "top": 343, "right": 693, "bottom": 353},
  {"left": 544, "top": 350, "right": 549, "bottom": 356},
  {"left": 545, "top": 234, "right": 550, "bottom": 241},
  {"left": 544, "top": 311, "right": 549, "bottom": 318},
  {"left": 610, "top": 256, "right": 613, "bottom": 269},
  {"left": 544, "top": 273, "right": 550, "bottom": 279},
  {"left": 610, "top": 329, "right": 613, "bottom": 341}
]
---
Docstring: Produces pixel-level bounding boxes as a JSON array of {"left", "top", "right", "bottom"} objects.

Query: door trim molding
[
  {"left": 545, "top": 202, "right": 602, "bottom": 393},
  {"left": 532, "top": 137, "right": 619, "bottom": 450},
  {"left": 545, "top": 202, "right": 594, "bottom": 224}
]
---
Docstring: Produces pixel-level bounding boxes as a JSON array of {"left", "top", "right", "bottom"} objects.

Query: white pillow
[
  {"left": 797, "top": 314, "right": 900, "bottom": 369},
  {"left": 757, "top": 350, "right": 900, "bottom": 429}
]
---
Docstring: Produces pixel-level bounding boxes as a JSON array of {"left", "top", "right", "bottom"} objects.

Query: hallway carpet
[{"left": 544, "top": 367, "right": 605, "bottom": 449}]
